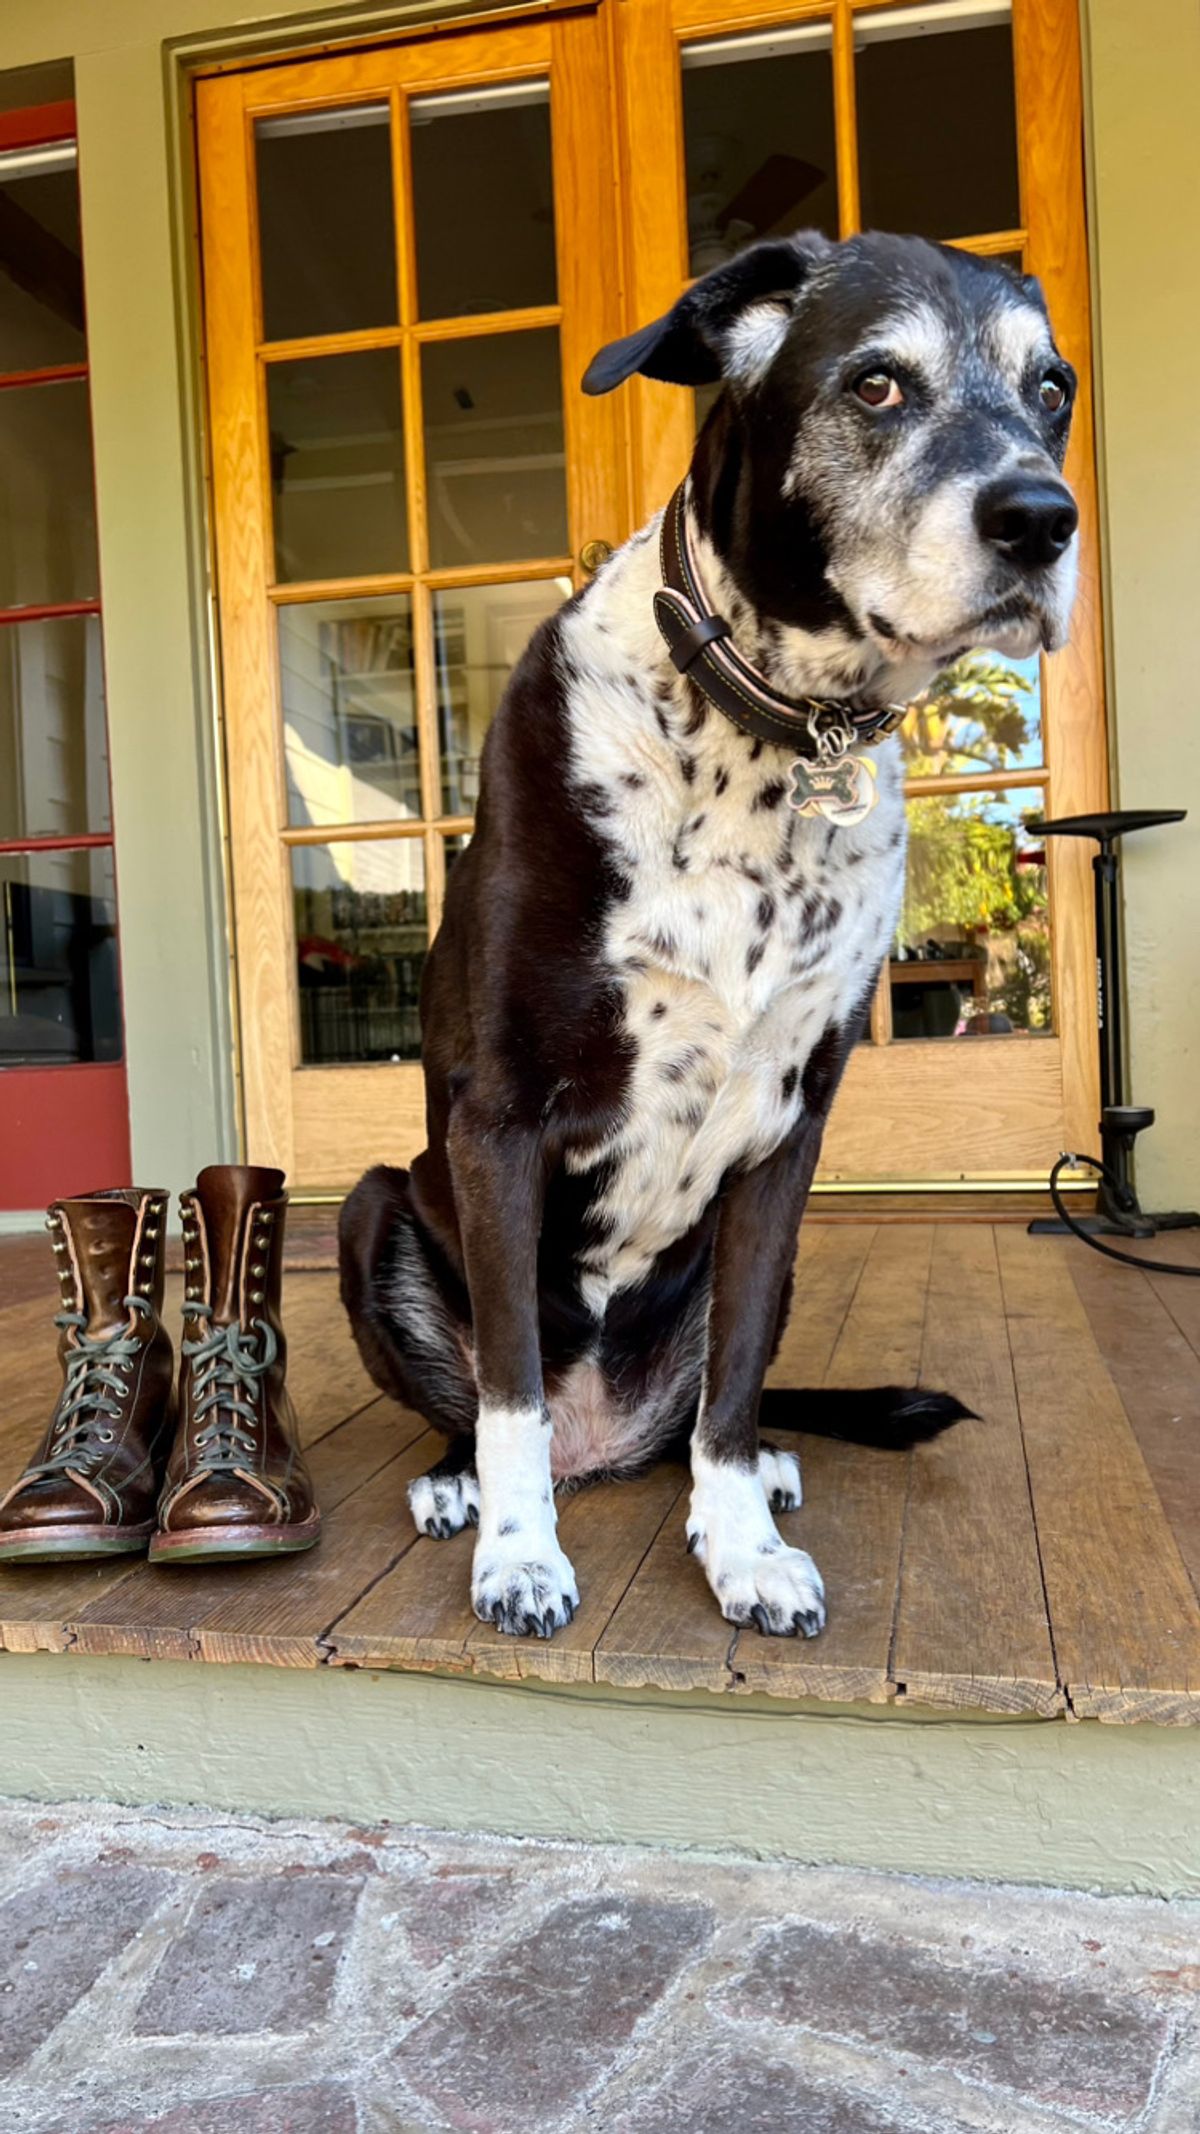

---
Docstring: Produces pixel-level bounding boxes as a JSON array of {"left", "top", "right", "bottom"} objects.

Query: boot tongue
[
  {"left": 194, "top": 1165, "right": 285, "bottom": 1324},
  {"left": 56, "top": 1192, "right": 142, "bottom": 1336}
]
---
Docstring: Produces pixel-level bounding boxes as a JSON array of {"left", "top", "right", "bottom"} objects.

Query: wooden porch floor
[{"left": 2, "top": 1221, "right": 1200, "bottom": 1724}]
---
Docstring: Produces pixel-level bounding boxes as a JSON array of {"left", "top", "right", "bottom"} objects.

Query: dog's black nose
[{"left": 975, "top": 477, "right": 1078, "bottom": 571}]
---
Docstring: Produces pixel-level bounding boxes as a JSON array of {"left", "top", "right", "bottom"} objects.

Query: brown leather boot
[
  {"left": 151, "top": 1165, "right": 320, "bottom": 1561},
  {"left": 0, "top": 1189, "right": 174, "bottom": 1560}
]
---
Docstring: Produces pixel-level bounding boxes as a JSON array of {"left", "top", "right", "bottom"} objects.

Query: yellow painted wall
[
  {"left": 1084, "top": 0, "right": 1200, "bottom": 1206},
  {"left": 0, "top": 0, "right": 1196, "bottom": 1201}
]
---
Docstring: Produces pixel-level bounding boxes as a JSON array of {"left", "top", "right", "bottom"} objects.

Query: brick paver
[{"left": 0, "top": 1800, "right": 1197, "bottom": 2134}]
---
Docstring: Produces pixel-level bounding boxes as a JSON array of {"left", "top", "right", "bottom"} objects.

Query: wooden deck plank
[
  {"left": 1069, "top": 1247, "right": 1200, "bottom": 1614},
  {"left": 63, "top": 1405, "right": 423, "bottom": 1664},
  {"left": 0, "top": 1407, "right": 394, "bottom": 1662},
  {"left": 193, "top": 1427, "right": 437, "bottom": 1668},
  {"left": 465, "top": 1464, "right": 686, "bottom": 1684},
  {"left": 274, "top": 1272, "right": 377, "bottom": 1447},
  {"left": 596, "top": 1225, "right": 882, "bottom": 1695},
  {"left": 996, "top": 1229, "right": 1200, "bottom": 1724},
  {"left": 327, "top": 1463, "right": 686, "bottom": 1684},
  {"left": 766, "top": 1223, "right": 878, "bottom": 1387},
  {"left": 892, "top": 1227, "right": 1060, "bottom": 1716},
  {"left": 1136, "top": 1231, "right": 1200, "bottom": 1362},
  {"left": 1, "top": 1225, "right": 1198, "bottom": 1724},
  {"left": 733, "top": 1225, "right": 934, "bottom": 1702}
]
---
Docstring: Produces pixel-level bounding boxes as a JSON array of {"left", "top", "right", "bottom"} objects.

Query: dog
[{"left": 339, "top": 230, "right": 1078, "bottom": 1641}]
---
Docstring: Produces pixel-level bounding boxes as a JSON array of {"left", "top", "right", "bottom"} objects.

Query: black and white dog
[{"left": 340, "top": 231, "right": 1078, "bottom": 1641}]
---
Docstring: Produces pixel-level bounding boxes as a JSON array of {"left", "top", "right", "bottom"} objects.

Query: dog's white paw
[
  {"left": 758, "top": 1443, "right": 802, "bottom": 1512},
  {"left": 471, "top": 1534, "right": 580, "bottom": 1638},
  {"left": 710, "top": 1543, "right": 826, "bottom": 1638},
  {"left": 408, "top": 1467, "right": 480, "bottom": 1540}
]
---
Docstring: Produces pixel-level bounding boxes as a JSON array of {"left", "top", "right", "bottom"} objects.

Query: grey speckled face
[{"left": 760, "top": 240, "right": 1080, "bottom": 669}]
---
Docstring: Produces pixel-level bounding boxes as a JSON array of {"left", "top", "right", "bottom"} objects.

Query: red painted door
[{"left": 0, "top": 98, "right": 131, "bottom": 1209}]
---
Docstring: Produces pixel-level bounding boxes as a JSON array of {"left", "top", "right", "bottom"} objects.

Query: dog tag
[{"left": 787, "top": 752, "right": 879, "bottom": 827}]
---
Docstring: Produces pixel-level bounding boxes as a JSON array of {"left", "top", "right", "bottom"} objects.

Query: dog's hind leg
[
  {"left": 339, "top": 1166, "right": 481, "bottom": 1537},
  {"left": 407, "top": 1435, "right": 481, "bottom": 1541}
]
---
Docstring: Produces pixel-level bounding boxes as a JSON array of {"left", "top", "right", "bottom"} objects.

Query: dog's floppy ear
[{"left": 582, "top": 233, "right": 830, "bottom": 395}]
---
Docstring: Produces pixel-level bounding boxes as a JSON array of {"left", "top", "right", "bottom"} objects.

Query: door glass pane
[
  {"left": 279, "top": 597, "right": 418, "bottom": 829},
  {"left": 0, "top": 378, "right": 97, "bottom": 607},
  {"left": 422, "top": 328, "right": 566, "bottom": 568},
  {"left": 293, "top": 837, "right": 427, "bottom": 1064},
  {"left": 0, "top": 144, "right": 85, "bottom": 371},
  {"left": 434, "top": 577, "right": 569, "bottom": 813},
  {"left": 443, "top": 829, "right": 471, "bottom": 877},
  {"left": 267, "top": 348, "right": 408, "bottom": 583},
  {"left": 857, "top": 12, "right": 1020, "bottom": 240},
  {"left": 682, "top": 26, "right": 838, "bottom": 273},
  {"left": 0, "top": 845, "right": 121, "bottom": 1065},
  {"left": 899, "top": 649, "right": 1043, "bottom": 776},
  {"left": 892, "top": 785, "right": 1051, "bottom": 1039},
  {"left": 411, "top": 83, "right": 556, "bottom": 320},
  {"left": 0, "top": 613, "right": 108, "bottom": 840},
  {"left": 255, "top": 106, "right": 397, "bottom": 343}
]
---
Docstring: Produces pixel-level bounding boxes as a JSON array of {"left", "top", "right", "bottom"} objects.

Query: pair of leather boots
[{"left": 0, "top": 1166, "right": 319, "bottom": 1564}]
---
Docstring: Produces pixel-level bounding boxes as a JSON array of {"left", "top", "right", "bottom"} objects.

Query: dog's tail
[{"left": 759, "top": 1385, "right": 975, "bottom": 1449}]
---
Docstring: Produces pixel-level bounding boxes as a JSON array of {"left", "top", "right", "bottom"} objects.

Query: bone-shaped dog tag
[{"left": 787, "top": 753, "right": 879, "bottom": 827}]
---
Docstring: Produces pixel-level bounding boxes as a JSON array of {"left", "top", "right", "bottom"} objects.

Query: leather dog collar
[{"left": 653, "top": 482, "right": 905, "bottom": 761}]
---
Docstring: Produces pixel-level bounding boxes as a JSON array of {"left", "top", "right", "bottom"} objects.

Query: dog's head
[{"left": 584, "top": 232, "right": 1079, "bottom": 690}]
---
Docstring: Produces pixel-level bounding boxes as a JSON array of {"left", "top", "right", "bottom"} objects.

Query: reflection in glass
[
  {"left": 0, "top": 614, "right": 108, "bottom": 841},
  {"left": 279, "top": 598, "right": 418, "bottom": 829},
  {"left": 411, "top": 83, "right": 556, "bottom": 320},
  {"left": 293, "top": 837, "right": 427, "bottom": 1064},
  {"left": 256, "top": 106, "right": 397, "bottom": 343},
  {"left": 857, "top": 15, "right": 1020, "bottom": 240},
  {"left": 434, "top": 578, "right": 569, "bottom": 813},
  {"left": 0, "top": 846, "right": 121, "bottom": 1065},
  {"left": 891, "top": 785, "right": 1051, "bottom": 1039},
  {"left": 422, "top": 329, "right": 567, "bottom": 568},
  {"left": 0, "top": 144, "right": 85, "bottom": 371},
  {"left": 899, "top": 648, "right": 1042, "bottom": 777},
  {"left": 682, "top": 26, "right": 837, "bottom": 274},
  {"left": 443, "top": 830, "right": 471, "bottom": 879},
  {"left": 267, "top": 349, "right": 408, "bottom": 584},
  {"left": 0, "top": 378, "right": 98, "bottom": 608}
]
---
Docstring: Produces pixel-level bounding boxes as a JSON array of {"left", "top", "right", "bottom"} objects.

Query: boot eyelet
[
  {"left": 250, "top": 1262, "right": 265, "bottom": 1278},
  {"left": 250, "top": 1290, "right": 264, "bottom": 1305},
  {"left": 98, "top": 1429, "right": 114, "bottom": 1443}
]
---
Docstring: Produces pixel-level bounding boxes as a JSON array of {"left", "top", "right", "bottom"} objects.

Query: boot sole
[
  {"left": 0, "top": 1525, "right": 154, "bottom": 1562},
  {"left": 149, "top": 1513, "right": 321, "bottom": 1563}
]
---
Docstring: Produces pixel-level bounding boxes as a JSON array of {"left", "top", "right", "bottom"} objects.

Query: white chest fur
[{"left": 560, "top": 524, "right": 907, "bottom": 1316}]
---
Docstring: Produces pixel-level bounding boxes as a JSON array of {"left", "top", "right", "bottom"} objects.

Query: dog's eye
[
  {"left": 1039, "top": 371, "right": 1069, "bottom": 414},
  {"left": 853, "top": 370, "right": 903, "bottom": 409}
]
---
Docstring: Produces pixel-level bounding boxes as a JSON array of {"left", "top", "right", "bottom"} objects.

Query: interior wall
[{"left": 1084, "top": 0, "right": 1200, "bottom": 1207}]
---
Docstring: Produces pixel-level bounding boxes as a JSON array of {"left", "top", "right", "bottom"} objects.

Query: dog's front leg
[
  {"left": 688, "top": 1126, "right": 826, "bottom": 1637},
  {"left": 448, "top": 1110, "right": 577, "bottom": 1638}
]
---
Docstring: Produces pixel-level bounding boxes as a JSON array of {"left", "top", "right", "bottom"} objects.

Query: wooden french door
[
  {"left": 197, "top": 14, "right": 626, "bottom": 1187},
  {"left": 199, "top": 0, "right": 1104, "bottom": 1191}
]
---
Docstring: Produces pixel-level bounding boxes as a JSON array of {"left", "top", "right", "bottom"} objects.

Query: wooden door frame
[
  {"left": 201, "top": 0, "right": 1104, "bottom": 1190},
  {"left": 613, "top": 0, "right": 1106, "bottom": 1180},
  {"left": 198, "top": 8, "right": 627, "bottom": 1184}
]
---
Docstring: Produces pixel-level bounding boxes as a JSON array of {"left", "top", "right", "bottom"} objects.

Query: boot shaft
[
  {"left": 49, "top": 1187, "right": 169, "bottom": 1339},
  {"left": 180, "top": 1164, "right": 287, "bottom": 1353},
  {"left": 165, "top": 1167, "right": 314, "bottom": 1534}
]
